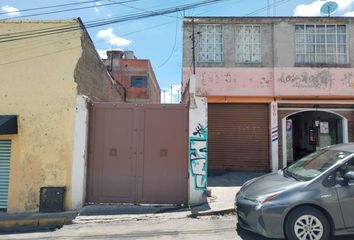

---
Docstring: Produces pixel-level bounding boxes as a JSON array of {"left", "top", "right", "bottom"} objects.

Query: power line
[
  {"left": 0, "top": 0, "right": 108, "bottom": 16},
  {"left": 0, "top": 0, "right": 225, "bottom": 43},
  {"left": 246, "top": 0, "right": 291, "bottom": 16},
  {"left": 2, "top": 0, "right": 141, "bottom": 20},
  {"left": 121, "top": 20, "right": 176, "bottom": 37},
  {"left": 107, "top": 0, "right": 181, "bottom": 19},
  {"left": 158, "top": 15, "right": 179, "bottom": 68},
  {"left": 0, "top": 0, "right": 185, "bottom": 39}
]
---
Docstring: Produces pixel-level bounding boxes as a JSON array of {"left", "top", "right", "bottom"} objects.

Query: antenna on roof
[
  {"left": 320, "top": 1, "right": 338, "bottom": 17},
  {"left": 273, "top": 0, "right": 276, "bottom": 16}
]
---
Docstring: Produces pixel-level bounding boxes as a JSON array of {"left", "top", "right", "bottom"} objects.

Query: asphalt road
[{"left": 1, "top": 214, "right": 353, "bottom": 240}]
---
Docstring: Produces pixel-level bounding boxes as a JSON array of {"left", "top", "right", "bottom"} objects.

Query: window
[
  {"left": 337, "top": 158, "right": 354, "bottom": 177},
  {"left": 197, "top": 24, "right": 223, "bottom": 62},
  {"left": 235, "top": 25, "right": 261, "bottom": 63},
  {"left": 295, "top": 24, "right": 348, "bottom": 65},
  {"left": 131, "top": 76, "right": 147, "bottom": 88},
  {"left": 285, "top": 149, "right": 351, "bottom": 181}
]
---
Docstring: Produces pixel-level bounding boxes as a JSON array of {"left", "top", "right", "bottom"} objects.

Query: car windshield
[{"left": 285, "top": 149, "right": 352, "bottom": 181}]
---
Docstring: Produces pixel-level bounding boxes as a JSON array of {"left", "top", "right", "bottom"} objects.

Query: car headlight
[{"left": 256, "top": 191, "right": 282, "bottom": 205}]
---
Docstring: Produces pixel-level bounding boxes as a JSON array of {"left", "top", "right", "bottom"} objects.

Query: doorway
[{"left": 283, "top": 110, "right": 347, "bottom": 165}]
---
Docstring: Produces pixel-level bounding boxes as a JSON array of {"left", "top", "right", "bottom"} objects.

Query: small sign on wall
[
  {"left": 286, "top": 120, "right": 292, "bottom": 132},
  {"left": 320, "top": 122, "right": 329, "bottom": 134}
]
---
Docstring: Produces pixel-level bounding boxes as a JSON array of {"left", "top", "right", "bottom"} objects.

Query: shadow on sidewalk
[{"left": 208, "top": 171, "right": 268, "bottom": 187}]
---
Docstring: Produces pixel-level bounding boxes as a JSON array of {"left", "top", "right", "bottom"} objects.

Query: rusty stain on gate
[{"left": 86, "top": 103, "right": 189, "bottom": 204}]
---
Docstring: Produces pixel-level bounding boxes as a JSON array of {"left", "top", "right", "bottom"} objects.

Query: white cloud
[
  {"left": 97, "top": 28, "right": 131, "bottom": 47},
  {"left": 2, "top": 5, "right": 20, "bottom": 17},
  {"left": 294, "top": 0, "right": 354, "bottom": 16},
  {"left": 344, "top": 11, "right": 354, "bottom": 16},
  {"left": 161, "top": 84, "right": 181, "bottom": 103},
  {"left": 96, "top": 49, "right": 108, "bottom": 59},
  {"left": 337, "top": 0, "right": 354, "bottom": 11}
]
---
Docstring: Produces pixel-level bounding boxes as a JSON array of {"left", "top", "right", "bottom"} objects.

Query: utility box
[{"left": 39, "top": 187, "right": 65, "bottom": 212}]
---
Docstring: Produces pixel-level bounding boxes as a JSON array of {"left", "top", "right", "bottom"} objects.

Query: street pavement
[
  {"left": 2, "top": 172, "right": 353, "bottom": 239},
  {"left": 2, "top": 214, "right": 354, "bottom": 240}
]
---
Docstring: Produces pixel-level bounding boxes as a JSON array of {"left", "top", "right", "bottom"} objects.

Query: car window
[
  {"left": 336, "top": 158, "right": 354, "bottom": 177},
  {"left": 286, "top": 150, "right": 352, "bottom": 181}
]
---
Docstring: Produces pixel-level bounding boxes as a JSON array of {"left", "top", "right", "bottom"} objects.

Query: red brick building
[{"left": 103, "top": 50, "right": 161, "bottom": 103}]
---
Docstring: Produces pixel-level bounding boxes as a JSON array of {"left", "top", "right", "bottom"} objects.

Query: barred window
[
  {"left": 295, "top": 24, "right": 347, "bottom": 64},
  {"left": 197, "top": 25, "right": 223, "bottom": 62},
  {"left": 235, "top": 25, "right": 261, "bottom": 63}
]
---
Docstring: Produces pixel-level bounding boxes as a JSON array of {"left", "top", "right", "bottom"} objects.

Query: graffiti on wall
[
  {"left": 190, "top": 123, "right": 208, "bottom": 191},
  {"left": 278, "top": 70, "right": 333, "bottom": 89},
  {"left": 342, "top": 72, "right": 354, "bottom": 88}
]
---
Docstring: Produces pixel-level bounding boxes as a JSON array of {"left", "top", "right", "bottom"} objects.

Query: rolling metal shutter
[
  {"left": 0, "top": 139, "right": 11, "bottom": 209},
  {"left": 208, "top": 104, "right": 270, "bottom": 171}
]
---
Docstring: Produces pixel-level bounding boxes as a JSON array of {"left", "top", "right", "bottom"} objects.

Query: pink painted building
[{"left": 182, "top": 17, "right": 354, "bottom": 172}]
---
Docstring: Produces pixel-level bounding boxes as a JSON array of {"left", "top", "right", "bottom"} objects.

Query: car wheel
[{"left": 285, "top": 206, "right": 330, "bottom": 240}]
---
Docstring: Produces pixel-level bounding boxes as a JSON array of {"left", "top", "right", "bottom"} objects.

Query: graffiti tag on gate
[{"left": 190, "top": 124, "right": 208, "bottom": 191}]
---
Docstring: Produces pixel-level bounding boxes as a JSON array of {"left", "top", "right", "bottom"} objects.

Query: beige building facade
[{"left": 0, "top": 19, "right": 123, "bottom": 213}]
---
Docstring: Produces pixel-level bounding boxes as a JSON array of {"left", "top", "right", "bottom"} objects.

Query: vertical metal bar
[{"left": 192, "top": 18, "right": 196, "bottom": 75}]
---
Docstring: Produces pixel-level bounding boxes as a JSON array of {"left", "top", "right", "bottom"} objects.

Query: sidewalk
[
  {"left": 0, "top": 171, "right": 266, "bottom": 233},
  {"left": 189, "top": 171, "right": 266, "bottom": 217},
  {"left": 74, "top": 171, "right": 266, "bottom": 223}
]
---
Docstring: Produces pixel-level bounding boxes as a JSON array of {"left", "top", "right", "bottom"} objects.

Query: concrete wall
[
  {"left": 0, "top": 21, "right": 81, "bottom": 213},
  {"left": 182, "top": 67, "right": 354, "bottom": 97},
  {"left": 71, "top": 95, "right": 89, "bottom": 210},
  {"left": 188, "top": 75, "right": 208, "bottom": 206},
  {"left": 182, "top": 17, "right": 354, "bottom": 97},
  {"left": 0, "top": 20, "right": 123, "bottom": 213},
  {"left": 74, "top": 30, "right": 124, "bottom": 102}
]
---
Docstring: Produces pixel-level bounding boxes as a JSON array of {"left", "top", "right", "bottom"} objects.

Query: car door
[{"left": 335, "top": 158, "right": 354, "bottom": 232}]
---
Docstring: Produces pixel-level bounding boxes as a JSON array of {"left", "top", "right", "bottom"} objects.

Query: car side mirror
[{"left": 343, "top": 171, "right": 354, "bottom": 181}]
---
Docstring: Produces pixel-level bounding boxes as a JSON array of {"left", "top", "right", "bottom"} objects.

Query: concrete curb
[
  {"left": 0, "top": 211, "right": 77, "bottom": 233},
  {"left": 187, "top": 208, "right": 235, "bottom": 218}
]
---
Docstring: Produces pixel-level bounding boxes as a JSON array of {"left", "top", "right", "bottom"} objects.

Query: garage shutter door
[
  {"left": 0, "top": 139, "right": 11, "bottom": 209},
  {"left": 208, "top": 104, "right": 270, "bottom": 171}
]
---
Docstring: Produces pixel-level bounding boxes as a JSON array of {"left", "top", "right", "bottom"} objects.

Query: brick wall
[{"left": 74, "top": 31, "right": 124, "bottom": 102}]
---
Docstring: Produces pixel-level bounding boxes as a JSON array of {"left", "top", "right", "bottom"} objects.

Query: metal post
[
  {"left": 192, "top": 18, "right": 196, "bottom": 75},
  {"left": 170, "top": 85, "right": 173, "bottom": 104}
]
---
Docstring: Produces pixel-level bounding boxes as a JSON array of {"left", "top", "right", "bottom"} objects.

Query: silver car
[{"left": 235, "top": 143, "right": 354, "bottom": 240}]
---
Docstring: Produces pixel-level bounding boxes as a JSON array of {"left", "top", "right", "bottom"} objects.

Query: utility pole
[
  {"left": 170, "top": 85, "right": 173, "bottom": 103},
  {"left": 191, "top": 17, "right": 196, "bottom": 75},
  {"left": 163, "top": 89, "right": 166, "bottom": 103}
]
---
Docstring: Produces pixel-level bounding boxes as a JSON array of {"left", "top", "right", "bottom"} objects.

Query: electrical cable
[
  {"left": 158, "top": 14, "right": 179, "bottom": 68},
  {"left": 0, "top": 0, "right": 109, "bottom": 16},
  {"left": 0, "top": 0, "right": 225, "bottom": 43},
  {"left": 2, "top": 0, "right": 140, "bottom": 20},
  {"left": 106, "top": 0, "right": 181, "bottom": 19},
  {"left": 246, "top": 0, "right": 291, "bottom": 16}
]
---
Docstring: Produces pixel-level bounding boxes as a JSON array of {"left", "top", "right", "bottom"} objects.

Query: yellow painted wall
[{"left": 0, "top": 21, "right": 82, "bottom": 213}]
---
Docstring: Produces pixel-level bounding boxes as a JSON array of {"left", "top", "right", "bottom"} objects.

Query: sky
[{"left": 1, "top": 0, "right": 354, "bottom": 103}]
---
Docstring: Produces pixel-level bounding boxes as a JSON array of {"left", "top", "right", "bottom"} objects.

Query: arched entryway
[{"left": 282, "top": 109, "right": 348, "bottom": 167}]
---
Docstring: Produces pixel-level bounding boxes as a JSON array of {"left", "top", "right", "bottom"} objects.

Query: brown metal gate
[
  {"left": 208, "top": 103, "right": 270, "bottom": 171},
  {"left": 86, "top": 103, "right": 188, "bottom": 204}
]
